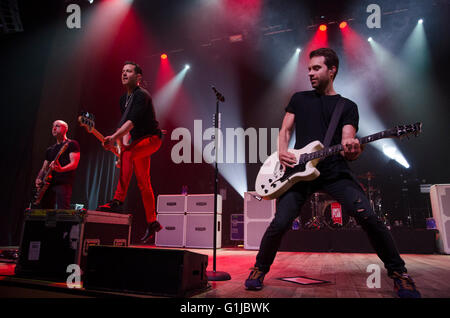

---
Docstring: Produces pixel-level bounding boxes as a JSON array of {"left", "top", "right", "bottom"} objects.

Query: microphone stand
[{"left": 206, "top": 87, "right": 231, "bottom": 281}]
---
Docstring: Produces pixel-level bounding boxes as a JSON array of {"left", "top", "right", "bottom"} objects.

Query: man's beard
[{"left": 312, "top": 78, "right": 330, "bottom": 92}]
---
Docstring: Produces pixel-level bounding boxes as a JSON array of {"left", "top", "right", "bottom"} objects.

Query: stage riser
[{"left": 279, "top": 229, "right": 437, "bottom": 254}]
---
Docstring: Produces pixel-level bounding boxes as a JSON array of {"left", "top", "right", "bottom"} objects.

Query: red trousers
[{"left": 113, "top": 135, "right": 162, "bottom": 223}]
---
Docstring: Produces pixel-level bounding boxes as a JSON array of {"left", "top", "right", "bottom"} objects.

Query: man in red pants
[{"left": 97, "top": 61, "right": 163, "bottom": 243}]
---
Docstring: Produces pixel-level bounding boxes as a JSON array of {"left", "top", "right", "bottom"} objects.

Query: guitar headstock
[
  {"left": 78, "top": 112, "right": 96, "bottom": 132},
  {"left": 390, "top": 122, "right": 422, "bottom": 139}
]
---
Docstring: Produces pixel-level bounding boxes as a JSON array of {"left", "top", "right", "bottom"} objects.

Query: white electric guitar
[{"left": 255, "top": 123, "right": 422, "bottom": 200}]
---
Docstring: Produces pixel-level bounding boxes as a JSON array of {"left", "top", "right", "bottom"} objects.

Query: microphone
[{"left": 211, "top": 86, "right": 225, "bottom": 102}]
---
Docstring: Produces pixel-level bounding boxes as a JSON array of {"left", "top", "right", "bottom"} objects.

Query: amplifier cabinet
[
  {"left": 186, "top": 194, "right": 222, "bottom": 214},
  {"left": 157, "top": 195, "right": 186, "bottom": 214},
  {"left": 430, "top": 184, "right": 450, "bottom": 254},
  {"left": 155, "top": 213, "right": 186, "bottom": 248},
  {"left": 244, "top": 192, "right": 276, "bottom": 250},
  {"left": 185, "top": 213, "right": 222, "bottom": 248}
]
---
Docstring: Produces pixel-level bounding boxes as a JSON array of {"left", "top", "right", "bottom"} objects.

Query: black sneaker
[
  {"left": 140, "top": 221, "right": 163, "bottom": 243},
  {"left": 390, "top": 272, "right": 421, "bottom": 298},
  {"left": 245, "top": 267, "right": 266, "bottom": 290},
  {"left": 96, "top": 199, "right": 123, "bottom": 212}
]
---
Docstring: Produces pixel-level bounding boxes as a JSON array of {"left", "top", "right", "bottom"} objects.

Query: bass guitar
[
  {"left": 33, "top": 142, "right": 69, "bottom": 206},
  {"left": 255, "top": 122, "right": 422, "bottom": 200}
]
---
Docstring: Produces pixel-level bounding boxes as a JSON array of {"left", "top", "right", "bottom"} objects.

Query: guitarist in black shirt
[
  {"left": 96, "top": 61, "right": 163, "bottom": 243},
  {"left": 34, "top": 120, "right": 80, "bottom": 209},
  {"left": 245, "top": 48, "right": 421, "bottom": 298}
]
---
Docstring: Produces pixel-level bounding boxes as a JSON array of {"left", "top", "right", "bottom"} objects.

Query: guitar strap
[
  {"left": 118, "top": 88, "right": 138, "bottom": 127},
  {"left": 323, "top": 96, "right": 345, "bottom": 148}
]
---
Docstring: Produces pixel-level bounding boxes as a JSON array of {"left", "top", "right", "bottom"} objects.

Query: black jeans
[
  {"left": 255, "top": 175, "right": 406, "bottom": 276},
  {"left": 40, "top": 184, "right": 72, "bottom": 209}
]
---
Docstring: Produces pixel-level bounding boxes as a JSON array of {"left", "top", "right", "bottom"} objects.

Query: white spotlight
[
  {"left": 185, "top": 64, "right": 190, "bottom": 69},
  {"left": 296, "top": 48, "right": 301, "bottom": 53},
  {"left": 418, "top": 19, "right": 423, "bottom": 24},
  {"left": 368, "top": 37, "right": 373, "bottom": 42},
  {"left": 382, "top": 145, "right": 410, "bottom": 169}
]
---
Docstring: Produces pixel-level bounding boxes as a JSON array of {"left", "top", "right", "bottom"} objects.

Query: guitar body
[
  {"left": 255, "top": 141, "right": 324, "bottom": 200},
  {"left": 33, "top": 181, "right": 51, "bottom": 206},
  {"left": 255, "top": 122, "right": 422, "bottom": 200}
]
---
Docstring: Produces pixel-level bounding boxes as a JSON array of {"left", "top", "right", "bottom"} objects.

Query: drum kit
[
  {"left": 302, "top": 192, "right": 356, "bottom": 230},
  {"left": 299, "top": 172, "right": 389, "bottom": 230}
]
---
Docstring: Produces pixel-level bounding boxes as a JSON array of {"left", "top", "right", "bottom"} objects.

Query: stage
[
  {"left": 2, "top": 2, "right": 450, "bottom": 312},
  {"left": 1, "top": 246, "right": 450, "bottom": 299}
]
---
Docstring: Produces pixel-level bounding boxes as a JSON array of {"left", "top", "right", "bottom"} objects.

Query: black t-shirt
[
  {"left": 285, "top": 90, "right": 359, "bottom": 180},
  {"left": 45, "top": 139, "right": 80, "bottom": 185},
  {"left": 120, "top": 87, "right": 160, "bottom": 142}
]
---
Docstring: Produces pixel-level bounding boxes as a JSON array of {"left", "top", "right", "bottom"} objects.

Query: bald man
[{"left": 34, "top": 120, "right": 80, "bottom": 209}]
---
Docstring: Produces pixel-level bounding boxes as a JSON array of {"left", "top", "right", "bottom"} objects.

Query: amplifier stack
[{"left": 155, "top": 194, "right": 222, "bottom": 248}]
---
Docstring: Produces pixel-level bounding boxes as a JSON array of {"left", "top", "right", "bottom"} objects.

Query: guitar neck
[
  {"left": 88, "top": 128, "right": 121, "bottom": 158},
  {"left": 303, "top": 130, "right": 391, "bottom": 162},
  {"left": 79, "top": 115, "right": 122, "bottom": 159},
  {"left": 90, "top": 128, "right": 105, "bottom": 143},
  {"left": 42, "top": 166, "right": 53, "bottom": 181},
  {"left": 43, "top": 142, "right": 68, "bottom": 180}
]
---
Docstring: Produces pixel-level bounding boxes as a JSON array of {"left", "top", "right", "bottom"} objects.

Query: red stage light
[
  {"left": 319, "top": 24, "right": 327, "bottom": 31},
  {"left": 339, "top": 21, "right": 348, "bottom": 29},
  {"left": 161, "top": 54, "right": 168, "bottom": 60}
]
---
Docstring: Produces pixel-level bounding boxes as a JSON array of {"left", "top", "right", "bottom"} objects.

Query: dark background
[{"left": 1, "top": 0, "right": 449, "bottom": 246}]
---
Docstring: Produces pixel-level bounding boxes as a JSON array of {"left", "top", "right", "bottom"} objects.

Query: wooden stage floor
[
  {"left": 186, "top": 248, "right": 450, "bottom": 298},
  {"left": 1, "top": 246, "right": 450, "bottom": 299}
]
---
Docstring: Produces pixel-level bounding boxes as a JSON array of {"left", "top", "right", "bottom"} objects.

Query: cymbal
[{"left": 358, "top": 172, "right": 376, "bottom": 180}]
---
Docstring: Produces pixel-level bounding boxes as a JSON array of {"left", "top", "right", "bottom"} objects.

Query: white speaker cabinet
[
  {"left": 185, "top": 213, "right": 222, "bottom": 249},
  {"left": 157, "top": 195, "right": 186, "bottom": 214},
  {"left": 186, "top": 194, "right": 222, "bottom": 214},
  {"left": 430, "top": 184, "right": 450, "bottom": 254},
  {"left": 244, "top": 191, "right": 276, "bottom": 250},
  {"left": 155, "top": 213, "right": 186, "bottom": 248}
]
